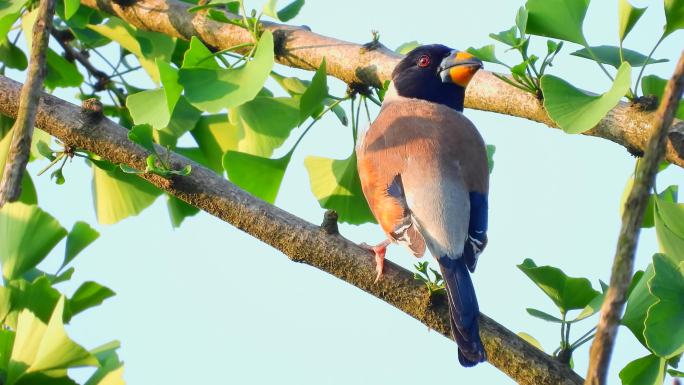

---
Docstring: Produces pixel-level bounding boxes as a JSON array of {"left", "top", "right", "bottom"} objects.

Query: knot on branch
[
  {"left": 112, "top": 0, "right": 137, "bottom": 7},
  {"left": 81, "top": 98, "right": 103, "bottom": 125},
  {"left": 633, "top": 95, "right": 659, "bottom": 112},
  {"left": 670, "top": 128, "right": 684, "bottom": 158},
  {"left": 360, "top": 30, "right": 384, "bottom": 53},
  {"left": 347, "top": 82, "right": 373, "bottom": 98},
  {"left": 320, "top": 210, "right": 339, "bottom": 235},
  {"left": 272, "top": 29, "right": 290, "bottom": 59}
]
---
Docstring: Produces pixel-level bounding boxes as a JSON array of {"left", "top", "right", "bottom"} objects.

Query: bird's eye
[{"left": 417, "top": 55, "right": 431, "bottom": 68}]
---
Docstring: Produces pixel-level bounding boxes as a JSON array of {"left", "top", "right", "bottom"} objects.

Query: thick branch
[
  {"left": 79, "top": 0, "right": 684, "bottom": 169},
  {"left": 584, "top": 51, "right": 684, "bottom": 385},
  {"left": 0, "top": 74, "right": 583, "bottom": 385},
  {"left": 0, "top": 0, "right": 56, "bottom": 206}
]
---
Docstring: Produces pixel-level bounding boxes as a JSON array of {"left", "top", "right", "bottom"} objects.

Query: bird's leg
[{"left": 359, "top": 239, "right": 391, "bottom": 283}]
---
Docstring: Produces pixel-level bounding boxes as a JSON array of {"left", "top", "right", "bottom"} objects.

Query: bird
[{"left": 356, "top": 44, "right": 488, "bottom": 367}]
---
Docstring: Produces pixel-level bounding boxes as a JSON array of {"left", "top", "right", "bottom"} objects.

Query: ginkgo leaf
[
  {"left": 304, "top": 153, "right": 375, "bottom": 225},
  {"left": 91, "top": 166, "right": 162, "bottom": 225},
  {"left": 223, "top": 152, "right": 291, "bottom": 203},
  {"left": 62, "top": 222, "right": 99, "bottom": 271},
  {"left": 518, "top": 258, "right": 600, "bottom": 313},
  {"left": 229, "top": 96, "right": 300, "bottom": 157},
  {"left": 7, "top": 297, "right": 98, "bottom": 385},
  {"left": 541, "top": 62, "right": 631, "bottom": 134},
  {"left": 88, "top": 18, "right": 174, "bottom": 83},
  {"left": 180, "top": 31, "right": 275, "bottom": 112},
  {"left": 0, "top": 203, "right": 67, "bottom": 281}
]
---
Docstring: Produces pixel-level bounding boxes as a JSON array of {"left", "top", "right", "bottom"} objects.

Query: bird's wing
[{"left": 357, "top": 98, "right": 488, "bottom": 261}]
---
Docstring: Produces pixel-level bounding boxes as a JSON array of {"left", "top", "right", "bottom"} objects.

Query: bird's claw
[{"left": 359, "top": 240, "right": 390, "bottom": 283}]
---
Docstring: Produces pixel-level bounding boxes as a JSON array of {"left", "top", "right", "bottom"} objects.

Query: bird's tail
[{"left": 438, "top": 256, "right": 486, "bottom": 367}]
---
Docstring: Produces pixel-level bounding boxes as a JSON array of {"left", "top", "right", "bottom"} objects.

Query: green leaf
[
  {"left": 618, "top": 0, "right": 646, "bottom": 42},
  {"left": 63, "top": 0, "right": 80, "bottom": 20},
  {"left": 669, "top": 369, "right": 684, "bottom": 377},
  {"left": 641, "top": 75, "right": 684, "bottom": 119},
  {"left": 190, "top": 114, "right": 238, "bottom": 173},
  {"left": 0, "top": 0, "right": 24, "bottom": 40},
  {"left": 467, "top": 45, "right": 504, "bottom": 66},
  {"left": 654, "top": 196, "right": 684, "bottom": 261},
  {"left": 263, "top": 0, "right": 305, "bottom": 21},
  {"left": 486, "top": 144, "right": 496, "bottom": 174},
  {"left": 91, "top": 165, "right": 162, "bottom": 225},
  {"left": 165, "top": 96, "right": 202, "bottom": 139},
  {"left": 526, "top": 308, "right": 563, "bottom": 323},
  {"left": 88, "top": 18, "right": 174, "bottom": 83},
  {"left": 489, "top": 26, "right": 521, "bottom": 47},
  {"left": 45, "top": 49, "right": 84, "bottom": 89},
  {"left": 166, "top": 195, "right": 199, "bottom": 228},
  {"left": 664, "top": 0, "right": 684, "bottom": 36},
  {"left": 223, "top": 151, "right": 291, "bottom": 203},
  {"left": 517, "top": 332, "right": 543, "bottom": 351},
  {"left": 0, "top": 203, "right": 67, "bottom": 281},
  {"left": 619, "top": 354, "right": 666, "bottom": 385},
  {"left": 180, "top": 31, "right": 275, "bottom": 113},
  {"left": 516, "top": 6, "right": 528, "bottom": 35},
  {"left": 127, "top": 60, "right": 182, "bottom": 129},
  {"left": 127, "top": 124, "right": 155, "bottom": 152},
  {"left": 517, "top": 258, "right": 600, "bottom": 313},
  {"left": 63, "top": 222, "right": 99, "bottom": 271},
  {"left": 0, "top": 38, "right": 27, "bottom": 70},
  {"left": 0, "top": 329, "right": 15, "bottom": 372},
  {"left": 5, "top": 277, "right": 62, "bottom": 327},
  {"left": 299, "top": 59, "right": 328, "bottom": 123},
  {"left": 571, "top": 46, "right": 667, "bottom": 69},
  {"left": 304, "top": 153, "right": 375, "bottom": 225},
  {"left": 127, "top": 89, "right": 169, "bottom": 130},
  {"left": 85, "top": 341, "right": 124, "bottom": 385},
  {"left": 395, "top": 41, "right": 420, "bottom": 55},
  {"left": 643, "top": 254, "right": 684, "bottom": 358},
  {"left": 623, "top": 264, "right": 657, "bottom": 348},
  {"left": 526, "top": 0, "right": 588, "bottom": 44},
  {"left": 229, "top": 96, "right": 300, "bottom": 156},
  {"left": 69, "top": 281, "right": 115, "bottom": 317},
  {"left": 182, "top": 37, "right": 221, "bottom": 69},
  {"left": 572, "top": 285, "right": 605, "bottom": 322},
  {"left": 7, "top": 297, "right": 98, "bottom": 385},
  {"left": 188, "top": 0, "right": 239, "bottom": 13},
  {"left": 541, "top": 62, "right": 632, "bottom": 134}
]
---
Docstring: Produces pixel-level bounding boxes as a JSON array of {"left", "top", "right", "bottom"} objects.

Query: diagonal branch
[
  {"left": 0, "top": 74, "right": 583, "bottom": 385},
  {"left": 79, "top": 0, "right": 684, "bottom": 169},
  {"left": 584, "top": 51, "right": 684, "bottom": 385},
  {"left": 0, "top": 0, "right": 56, "bottom": 206}
]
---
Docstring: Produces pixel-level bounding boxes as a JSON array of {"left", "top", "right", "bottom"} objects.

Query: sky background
[{"left": 6, "top": 0, "right": 684, "bottom": 384}]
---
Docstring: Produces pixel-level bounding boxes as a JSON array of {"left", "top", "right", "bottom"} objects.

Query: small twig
[
  {"left": 584, "top": 50, "right": 684, "bottom": 385},
  {"left": 0, "top": 0, "right": 56, "bottom": 206}
]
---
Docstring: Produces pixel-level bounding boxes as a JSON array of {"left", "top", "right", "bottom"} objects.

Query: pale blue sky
[{"left": 7, "top": 0, "right": 684, "bottom": 384}]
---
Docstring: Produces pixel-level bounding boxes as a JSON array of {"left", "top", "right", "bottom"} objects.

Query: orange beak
[{"left": 439, "top": 51, "right": 483, "bottom": 87}]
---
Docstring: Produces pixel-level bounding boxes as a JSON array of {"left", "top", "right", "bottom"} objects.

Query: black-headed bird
[{"left": 356, "top": 45, "right": 487, "bottom": 366}]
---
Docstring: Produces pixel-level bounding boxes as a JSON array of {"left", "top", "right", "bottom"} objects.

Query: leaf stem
[
  {"left": 583, "top": 43, "right": 614, "bottom": 82},
  {"left": 290, "top": 97, "right": 347, "bottom": 153},
  {"left": 37, "top": 152, "right": 64, "bottom": 176},
  {"left": 635, "top": 33, "right": 666, "bottom": 97}
]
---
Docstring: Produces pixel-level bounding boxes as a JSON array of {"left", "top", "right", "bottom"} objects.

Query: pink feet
[{"left": 359, "top": 239, "right": 391, "bottom": 283}]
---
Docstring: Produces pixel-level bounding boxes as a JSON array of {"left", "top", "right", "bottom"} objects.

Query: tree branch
[
  {"left": 0, "top": 74, "right": 583, "bottom": 385},
  {"left": 0, "top": 0, "right": 56, "bottom": 206},
  {"left": 584, "top": 51, "right": 684, "bottom": 385},
  {"left": 78, "top": 0, "right": 684, "bottom": 169}
]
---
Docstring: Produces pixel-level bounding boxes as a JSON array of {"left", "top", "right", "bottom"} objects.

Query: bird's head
[{"left": 390, "top": 44, "right": 483, "bottom": 111}]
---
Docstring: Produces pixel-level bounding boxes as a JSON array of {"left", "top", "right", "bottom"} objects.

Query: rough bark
[
  {"left": 584, "top": 51, "right": 684, "bottom": 385},
  {"left": 0, "top": 0, "right": 55, "bottom": 206},
  {"left": 0, "top": 74, "right": 583, "bottom": 385},
  {"left": 78, "top": 0, "right": 684, "bottom": 169}
]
